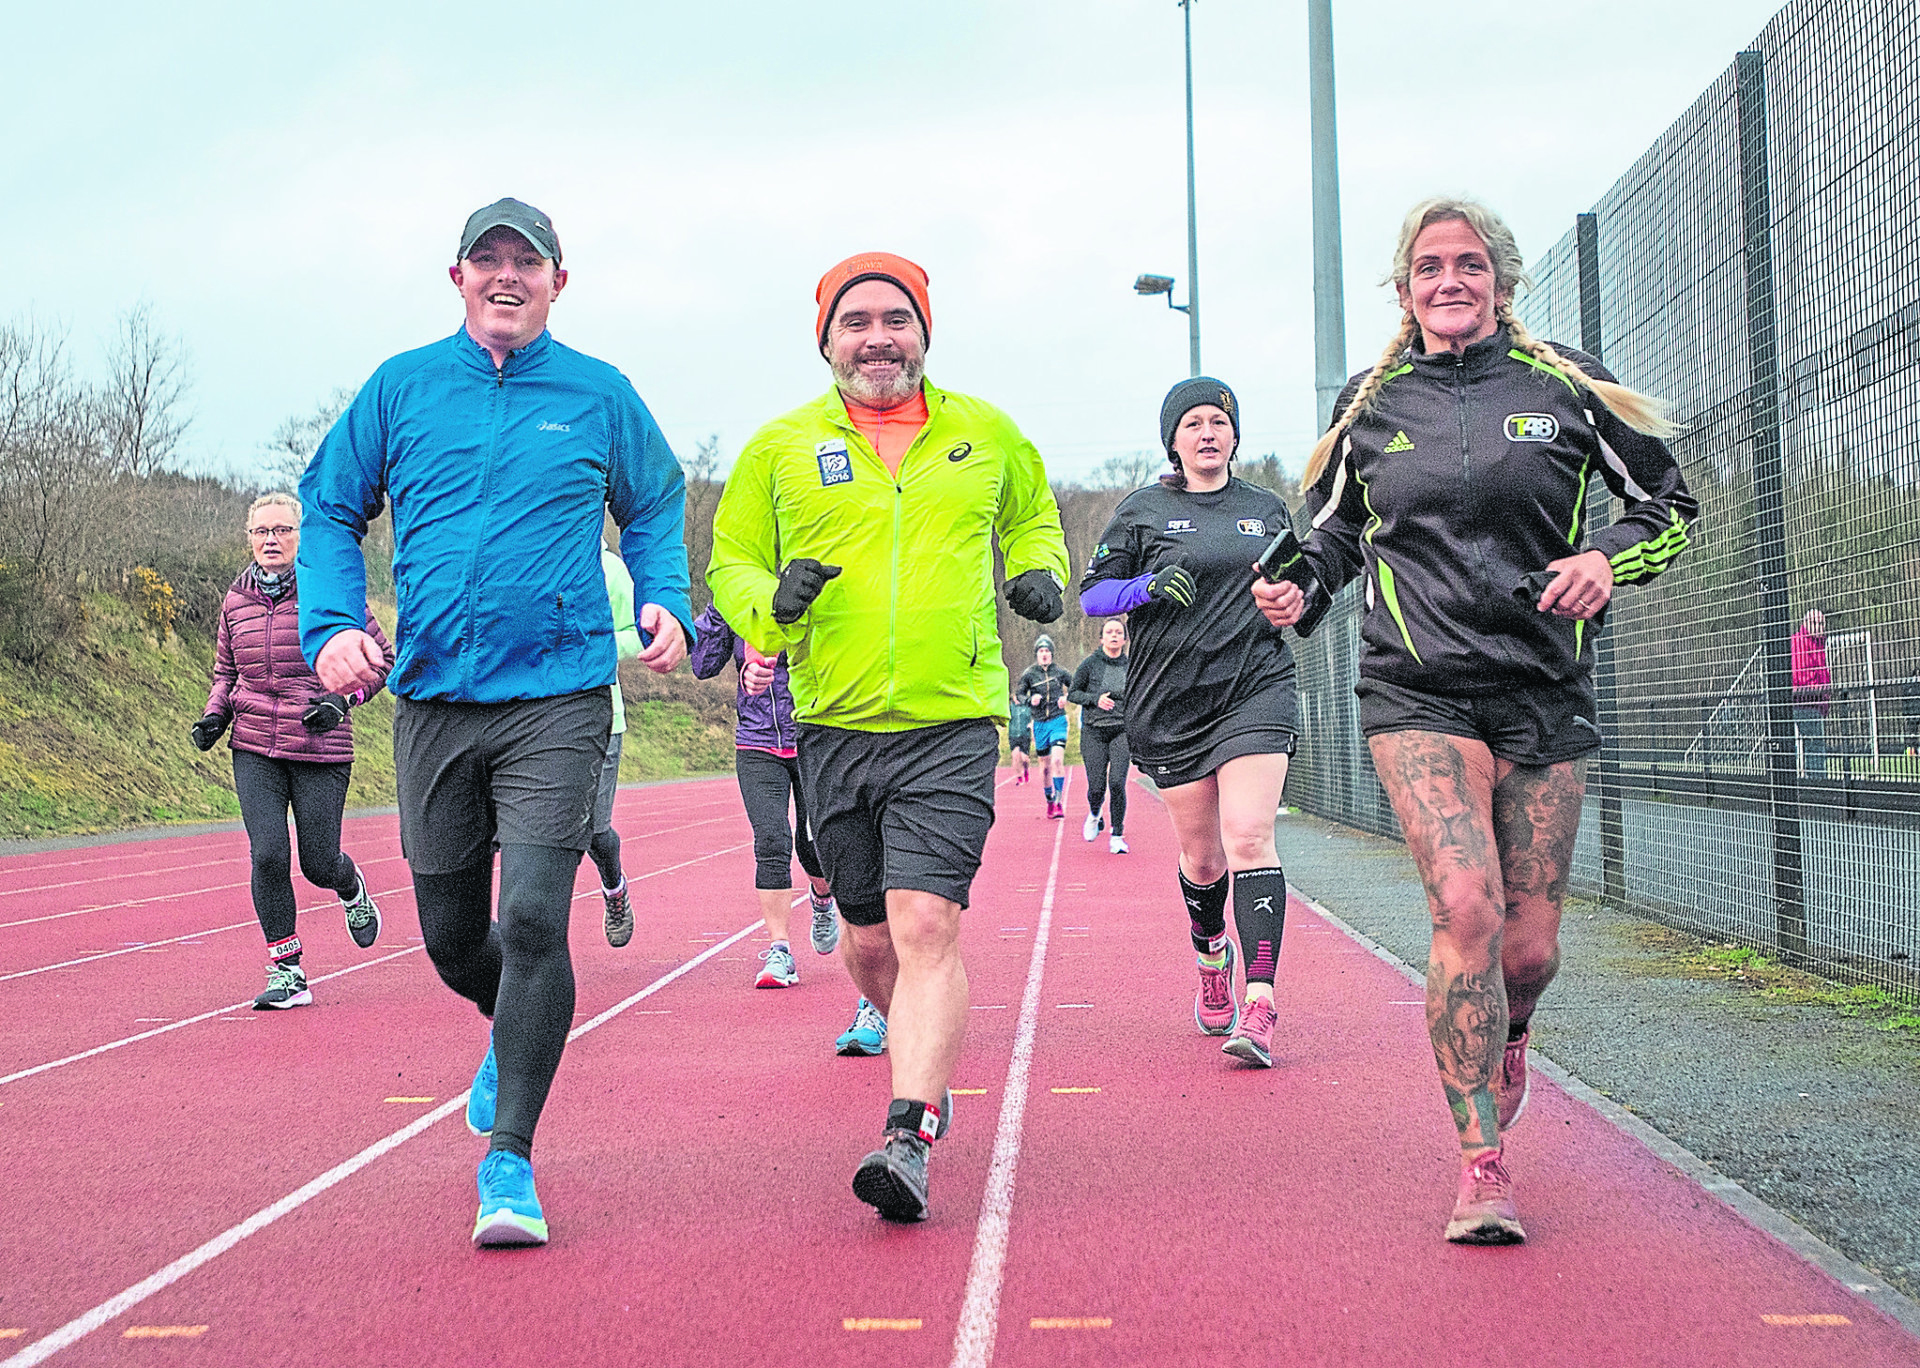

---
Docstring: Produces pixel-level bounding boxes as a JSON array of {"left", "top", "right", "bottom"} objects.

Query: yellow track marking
[
  {"left": 952, "top": 1088, "right": 988, "bottom": 1095},
  {"left": 1050, "top": 1087, "right": 1100, "bottom": 1094},
  {"left": 384, "top": 1096, "right": 435, "bottom": 1104},
  {"left": 123, "top": 1325, "right": 209, "bottom": 1338},
  {"left": 1761, "top": 1314, "right": 1851, "bottom": 1326},
  {"left": 843, "top": 1318, "right": 922, "bottom": 1331},
  {"left": 1031, "top": 1317, "right": 1113, "bottom": 1330}
]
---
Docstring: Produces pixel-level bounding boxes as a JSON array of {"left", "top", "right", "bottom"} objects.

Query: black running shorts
[
  {"left": 1130, "top": 678, "right": 1299, "bottom": 790},
  {"left": 1356, "top": 676, "right": 1600, "bottom": 767},
  {"left": 796, "top": 718, "right": 998, "bottom": 925},
  {"left": 393, "top": 690, "right": 612, "bottom": 873}
]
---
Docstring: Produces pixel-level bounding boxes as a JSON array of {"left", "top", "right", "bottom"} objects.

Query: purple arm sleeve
[{"left": 1079, "top": 573, "right": 1154, "bottom": 617}]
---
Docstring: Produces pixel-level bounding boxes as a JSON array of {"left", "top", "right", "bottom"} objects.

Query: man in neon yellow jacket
[{"left": 708, "top": 252, "right": 1069, "bottom": 1222}]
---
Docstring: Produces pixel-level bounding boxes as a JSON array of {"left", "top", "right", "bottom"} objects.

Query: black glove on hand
[
  {"left": 302, "top": 694, "right": 349, "bottom": 733},
  {"left": 190, "top": 714, "right": 228, "bottom": 752},
  {"left": 771, "top": 559, "right": 842, "bottom": 624},
  {"left": 1003, "top": 568, "right": 1063, "bottom": 623},
  {"left": 1148, "top": 561, "right": 1197, "bottom": 608}
]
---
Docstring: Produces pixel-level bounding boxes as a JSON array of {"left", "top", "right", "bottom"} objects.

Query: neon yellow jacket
[{"left": 708, "top": 382, "right": 1070, "bottom": 732}]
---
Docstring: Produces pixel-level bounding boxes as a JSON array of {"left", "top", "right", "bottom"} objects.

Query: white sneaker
[
  {"left": 1082, "top": 812, "right": 1103, "bottom": 841},
  {"left": 1110, "top": 834, "right": 1129, "bottom": 854}
]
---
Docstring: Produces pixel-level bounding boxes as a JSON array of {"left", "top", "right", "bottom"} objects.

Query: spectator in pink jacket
[
  {"left": 192, "top": 493, "right": 393, "bottom": 1008},
  {"left": 1791, "top": 608, "right": 1831, "bottom": 778}
]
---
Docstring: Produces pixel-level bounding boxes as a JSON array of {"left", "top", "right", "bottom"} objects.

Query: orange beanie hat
[{"left": 814, "top": 252, "right": 931, "bottom": 352}]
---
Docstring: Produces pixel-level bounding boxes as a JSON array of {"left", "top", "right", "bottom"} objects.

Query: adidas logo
[{"left": 1384, "top": 430, "right": 1415, "bottom": 453}]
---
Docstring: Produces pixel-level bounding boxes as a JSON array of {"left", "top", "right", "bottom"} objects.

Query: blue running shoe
[
  {"left": 473, "top": 1150, "right": 548, "bottom": 1247},
  {"left": 835, "top": 997, "right": 887, "bottom": 1056},
  {"left": 466, "top": 1035, "right": 497, "bottom": 1138}
]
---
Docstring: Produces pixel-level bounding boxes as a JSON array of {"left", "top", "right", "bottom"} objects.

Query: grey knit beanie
[{"left": 1159, "top": 376, "right": 1241, "bottom": 453}]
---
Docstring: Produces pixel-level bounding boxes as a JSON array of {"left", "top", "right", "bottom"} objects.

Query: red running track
[{"left": 1, "top": 773, "right": 1915, "bottom": 1367}]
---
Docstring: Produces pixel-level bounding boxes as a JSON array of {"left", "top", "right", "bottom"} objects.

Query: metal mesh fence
[{"left": 1284, "top": 0, "right": 1920, "bottom": 996}]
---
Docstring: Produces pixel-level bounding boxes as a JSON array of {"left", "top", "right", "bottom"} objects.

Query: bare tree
[
  {"left": 682, "top": 434, "right": 725, "bottom": 613},
  {"left": 101, "top": 303, "right": 192, "bottom": 478},
  {"left": 260, "top": 387, "right": 356, "bottom": 490},
  {"left": 0, "top": 320, "right": 115, "bottom": 579}
]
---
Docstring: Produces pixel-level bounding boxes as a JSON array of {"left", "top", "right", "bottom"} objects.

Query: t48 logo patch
[{"left": 1505, "top": 413, "right": 1560, "bottom": 443}]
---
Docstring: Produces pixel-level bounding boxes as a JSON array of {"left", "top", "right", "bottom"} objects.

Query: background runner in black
[
  {"left": 1015, "top": 637, "right": 1073, "bottom": 819},
  {"left": 1080, "top": 378, "right": 1298, "bottom": 1071},
  {"left": 1069, "top": 618, "right": 1133, "bottom": 852},
  {"left": 1261, "top": 197, "right": 1696, "bottom": 1247}
]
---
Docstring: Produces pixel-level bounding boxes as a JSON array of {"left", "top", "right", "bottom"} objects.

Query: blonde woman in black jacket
[{"left": 1259, "top": 197, "right": 1696, "bottom": 1247}]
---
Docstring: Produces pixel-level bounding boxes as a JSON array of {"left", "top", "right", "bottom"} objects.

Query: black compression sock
[
  {"left": 1232, "top": 866, "right": 1288, "bottom": 985},
  {"left": 1179, "top": 869, "right": 1230, "bottom": 953}
]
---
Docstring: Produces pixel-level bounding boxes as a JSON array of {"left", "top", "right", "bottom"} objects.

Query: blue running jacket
[{"left": 297, "top": 328, "right": 693, "bottom": 703}]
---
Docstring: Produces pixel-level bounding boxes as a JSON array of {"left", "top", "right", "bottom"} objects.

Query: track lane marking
[
  {"left": 0, "top": 815, "right": 733, "bottom": 932},
  {"left": 0, "top": 918, "right": 767, "bottom": 1368},
  {"left": 950, "top": 772, "right": 1070, "bottom": 1368},
  {"left": 0, "top": 843, "right": 754, "bottom": 1088}
]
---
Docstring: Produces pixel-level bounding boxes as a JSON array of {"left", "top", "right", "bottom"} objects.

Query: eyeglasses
[{"left": 248, "top": 525, "right": 297, "bottom": 539}]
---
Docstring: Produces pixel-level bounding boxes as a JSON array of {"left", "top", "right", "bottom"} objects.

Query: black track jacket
[{"left": 1303, "top": 327, "right": 1697, "bottom": 695}]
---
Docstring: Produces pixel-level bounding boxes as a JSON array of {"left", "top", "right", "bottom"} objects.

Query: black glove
[
  {"left": 1147, "top": 561, "right": 1197, "bottom": 608},
  {"left": 1003, "top": 569, "right": 1063, "bottom": 623},
  {"left": 190, "top": 714, "right": 228, "bottom": 752},
  {"left": 771, "top": 559, "right": 842, "bottom": 624},
  {"left": 302, "top": 693, "right": 349, "bottom": 732},
  {"left": 1512, "top": 569, "right": 1561, "bottom": 607}
]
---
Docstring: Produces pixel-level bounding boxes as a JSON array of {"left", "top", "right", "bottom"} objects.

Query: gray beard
[{"left": 832, "top": 353, "right": 925, "bottom": 408}]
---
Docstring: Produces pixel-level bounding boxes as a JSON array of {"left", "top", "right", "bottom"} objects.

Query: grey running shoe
[
  {"left": 1495, "top": 1027, "right": 1531, "bottom": 1131},
  {"left": 853, "top": 1130, "right": 931, "bottom": 1222},
  {"left": 1445, "top": 1149, "right": 1526, "bottom": 1245},
  {"left": 755, "top": 943, "right": 798, "bottom": 988},
  {"left": 603, "top": 880, "right": 634, "bottom": 948},
  {"left": 253, "top": 962, "right": 311, "bottom": 1010},
  {"left": 808, "top": 891, "right": 840, "bottom": 955},
  {"left": 342, "top": 876, "right": 380, "bottom": 949}
]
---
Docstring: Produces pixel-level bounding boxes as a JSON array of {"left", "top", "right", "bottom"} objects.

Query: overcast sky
[{"left": 8, "top": 0, "right": 1789, "bottom": 483}]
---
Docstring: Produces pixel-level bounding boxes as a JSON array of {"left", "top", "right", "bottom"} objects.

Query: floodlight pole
[
  {"left": 1181, "top": 0, "right": 1202, "bottom": 377},
  {"left": 1309, "top": 0, "right": 1347, "bottom": 430}
]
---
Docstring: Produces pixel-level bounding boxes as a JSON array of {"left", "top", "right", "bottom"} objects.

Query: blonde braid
[
  {"left": 1302, "top": 313, "right": 1420, "bottom": 490},
  {"left": 1500, "top": 304, "right": 1683, "bottom": 438}
]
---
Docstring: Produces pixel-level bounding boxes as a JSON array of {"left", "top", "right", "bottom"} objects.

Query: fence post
[
  {"left": 1576, "top": 211, "right": 1629, "bottom": 906},
  {"left": 1737, "top": 48, "right": 1807, "bottom": 959}
]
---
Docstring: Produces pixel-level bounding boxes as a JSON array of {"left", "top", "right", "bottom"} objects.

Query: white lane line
[
  {"left": 0, "top": 918, "right": 766, "bottom": 1368},
  {"left": 0, "top": 816, "right": 732, "bottom": 932},
  {"left": 0, "top": 843, "right": 753, "bottom": 1087},
  {"left": 0, "top": 946, "right": 423, "bottom": 1088},
  {"left": 0, "top": 920, "right": 258, "bottom": 983},
  {"left": 950, "top": 771, "right": 1071, "bottom": 1368}
]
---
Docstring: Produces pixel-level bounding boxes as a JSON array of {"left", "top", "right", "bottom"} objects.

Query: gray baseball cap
[{"left": 458, "top": 198, "right": 562, "bottom": 264}]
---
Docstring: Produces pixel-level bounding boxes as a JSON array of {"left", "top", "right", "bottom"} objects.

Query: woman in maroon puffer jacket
[{"left": 192, "top": 493, "right": 393, "bottom": 1010}]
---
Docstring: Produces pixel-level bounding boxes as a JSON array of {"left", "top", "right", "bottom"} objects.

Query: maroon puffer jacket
[{"left": 204, "top": 564, "right": 392, "bottom": 763}]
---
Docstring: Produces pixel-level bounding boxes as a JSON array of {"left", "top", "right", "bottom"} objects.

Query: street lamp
[
  {"left": 1133, "top": 0, "right": 1202, "bottom": 377},
  {"left": 1134, "top": 274, "right": 1187, "bottom": 313}
]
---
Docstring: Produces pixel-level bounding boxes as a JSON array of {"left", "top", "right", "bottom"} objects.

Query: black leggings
[
  {"left": 413, "top": 843, "right": 582, "bottom": 1160},
  {"left": 736, "top": 748, "right": 825, "bottom": 890},
  {"left": 231, "top": 748, "right": 360, "bottom": 948},
  {"left": 1081, "top": 727, "right": 1130, "bottom": 836}
]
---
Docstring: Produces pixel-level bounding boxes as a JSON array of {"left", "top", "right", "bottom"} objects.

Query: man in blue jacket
[{"left": 297, "top": 198, "right": 692, "bottom": 1249}]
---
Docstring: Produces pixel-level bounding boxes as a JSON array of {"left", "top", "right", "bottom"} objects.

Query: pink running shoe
[
  {"left": 1193, "top": 940, "right": 1239, "bottom": 1036},
  {"left": 1222, "top": 994, "right": 1277, "bottom": 1067},
  {"left": 1445, "top": 1149, "right": 1526, "bottom": 1245},
  {"left": 1495, "top": 1027, "right": 1531, "bottom": 1131}
]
